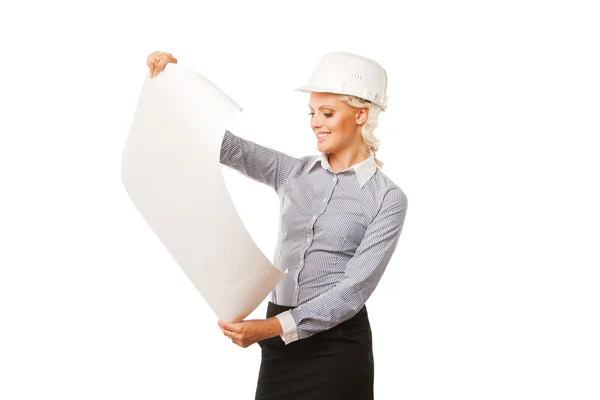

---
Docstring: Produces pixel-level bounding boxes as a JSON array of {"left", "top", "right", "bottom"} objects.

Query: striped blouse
[{"left": 220, "top": 130, "right": 408, "bottom": 345}]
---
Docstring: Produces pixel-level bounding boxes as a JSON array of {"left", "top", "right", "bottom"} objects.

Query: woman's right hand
[{"left": 146, "top": 51, "right": 177, "bottom": 79}]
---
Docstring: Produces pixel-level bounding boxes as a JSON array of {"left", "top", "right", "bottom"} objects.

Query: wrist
[{"left": 265, "top": 317, "right": 284, "bottom": 339}]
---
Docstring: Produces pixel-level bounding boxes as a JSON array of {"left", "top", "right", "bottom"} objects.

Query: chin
[{"left": 317, "top": 143, "right": 330, "bottom": 152}]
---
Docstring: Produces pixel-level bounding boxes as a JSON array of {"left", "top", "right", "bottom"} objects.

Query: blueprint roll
[{"left": 121, "top": 63, "right": 283, "bottom": 322}]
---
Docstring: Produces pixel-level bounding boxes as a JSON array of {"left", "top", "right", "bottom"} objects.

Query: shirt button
[
  {"left": 312, "top": 215, "right": 317, "bottom": 220},
  {"left": 299, "top": 260, "right": 303, "bottom": 265},
  {"left": 323, "top": 198, "right": 328, "bottom": 203},
  {"left": 306, "top": 238, "right": 310, "bottom": 242}
]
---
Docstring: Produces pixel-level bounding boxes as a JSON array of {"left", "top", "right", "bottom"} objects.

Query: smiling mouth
[{"left": 317, "top": 132, "right": 331, "bottom": 138}]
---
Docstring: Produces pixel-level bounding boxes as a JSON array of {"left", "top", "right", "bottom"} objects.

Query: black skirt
[{"left": 255, "top": 301, "right": 374, "bottom": 400}]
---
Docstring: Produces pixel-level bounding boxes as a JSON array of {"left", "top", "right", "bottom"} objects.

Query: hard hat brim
[
  {"left": 294, "top": 84, "right": 387, "bottom": 110},
  {"left": 293, "top": 84, "right": 338, "bottom": 94}
]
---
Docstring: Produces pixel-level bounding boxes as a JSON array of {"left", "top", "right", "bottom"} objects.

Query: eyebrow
[{"left": 308, "top": 105, "right": 335, "bottom": 110}]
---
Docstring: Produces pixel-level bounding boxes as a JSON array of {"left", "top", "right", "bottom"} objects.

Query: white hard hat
[{"left": 295, "top": 51, "right": 388, "bottom": 110}]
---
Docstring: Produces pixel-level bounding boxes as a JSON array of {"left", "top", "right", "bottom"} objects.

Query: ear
[{"left": 356, "top": 108, "right": 368, "bottom": 125}]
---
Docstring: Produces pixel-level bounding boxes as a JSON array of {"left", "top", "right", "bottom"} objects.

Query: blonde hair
[{"left": 335, "top": 94, "right": 384, "bottom": 169}]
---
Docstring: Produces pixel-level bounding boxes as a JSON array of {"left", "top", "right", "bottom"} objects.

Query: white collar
[{"left": 308, "top": 151, "right": 378, "bottom": 188}]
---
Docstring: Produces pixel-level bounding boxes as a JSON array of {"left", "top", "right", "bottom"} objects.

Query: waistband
[{"left": 266, "top": 301, "right": 369, "bottom": 323}]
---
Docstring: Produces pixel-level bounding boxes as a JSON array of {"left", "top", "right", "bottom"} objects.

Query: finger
[
  {"left": 149, "top": 59, "right": 157, "bottom": 77},
  {"left": 147, "top": 53, "right": 157, "bottom": 65},
  {"left": 147, "top": 54, "right": 158, "bottom": 73},
  {"left": 220, "top": 328, "right": 231, "bottom": 337},
  {"left": 152, "top": 55, "right": 163, "bottom": 74},
  {"left": 155, "top": 60, "right": 166, "bottom": 74},
  {"left": 157, "top": 58, "right": 170, "bottom": 72},
  {"left": 148, "top": 51, "right": 163, "bottom": 62},
  {"left": 218, "top": 320, "right": 232, "bottom": 330},
  {"left": 222, "top": 330, "right": 238, "bottom": 342},
  {"left": 218, "top": 320, "right": 240, "bottom": 332},
  {"left": 154, "top": 57, "right": 163, "bottom": 75},
  {"left": 165, "top": 53, "right": 177, "bottom": 64},
  {"left": 152, "top": 60, "right": 166, "bottom": 77}
]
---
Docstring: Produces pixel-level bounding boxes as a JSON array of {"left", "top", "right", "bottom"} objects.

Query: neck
[{"left": 327, "top": 147, "right": 371, "bottom": 173}]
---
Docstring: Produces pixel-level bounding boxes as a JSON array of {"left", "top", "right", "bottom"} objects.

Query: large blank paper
[{"left": 121, "top": 64, "right": 283, "bottom": 322}]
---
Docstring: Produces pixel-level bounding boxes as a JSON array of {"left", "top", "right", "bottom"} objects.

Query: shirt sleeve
[
  {"left": 274, "top": 310, "right": 299, "bottom": 343},
  {"left": 284, "top": 187, "right": 408, "bottom": 343},
  {"left": 220, "top": 130, "right": 300, "bottom": 194}
]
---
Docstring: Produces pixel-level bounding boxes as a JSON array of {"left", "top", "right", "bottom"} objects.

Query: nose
[{"left": 310, "top": 113, "right": 324, "bottom": 130}]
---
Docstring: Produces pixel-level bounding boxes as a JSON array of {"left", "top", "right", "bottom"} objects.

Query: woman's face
[{"left": 308, "top": 92, "right": 367, "bottom": 154}]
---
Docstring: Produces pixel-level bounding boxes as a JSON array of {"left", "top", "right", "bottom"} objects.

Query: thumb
[{"left": 218, "top": 320, "right": 238, "bottom": 331}]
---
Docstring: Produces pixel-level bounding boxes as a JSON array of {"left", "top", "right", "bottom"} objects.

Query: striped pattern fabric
[{"left": 220, "top": 130, "right": 407, "bottom": 343}]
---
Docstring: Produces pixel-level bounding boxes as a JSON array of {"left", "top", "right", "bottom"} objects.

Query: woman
[{"left": 147, "top": 50, "right": 408, "bottom": 399}]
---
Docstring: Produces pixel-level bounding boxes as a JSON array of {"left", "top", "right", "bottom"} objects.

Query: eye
[
  {"left": 324, "top": 113, "right": 333, "bottom": 117},
  {"left": 308, "top": 112, "right": 314, "bottom": 116}
]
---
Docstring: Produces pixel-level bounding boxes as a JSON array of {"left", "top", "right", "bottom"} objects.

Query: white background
[{"left": 1, "top": 1, "right": 599, "bottom": 399}]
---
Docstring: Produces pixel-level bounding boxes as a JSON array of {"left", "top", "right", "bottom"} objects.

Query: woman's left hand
[{"left": 218, "top": 318, "right": 283, "bottom": 348}]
